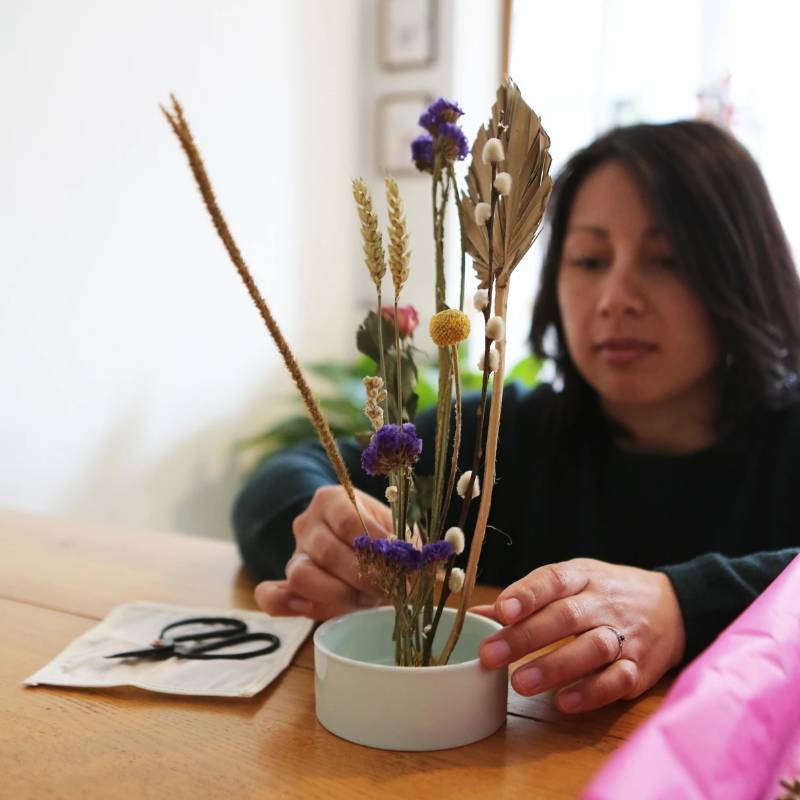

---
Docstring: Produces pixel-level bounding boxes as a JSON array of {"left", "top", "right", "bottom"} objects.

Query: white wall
[
  {"left": 1, "top": 0, "right": 367, "bottom": 537},
  {"left": 1, "top": 0, "right": 506, "bottom": 540}
]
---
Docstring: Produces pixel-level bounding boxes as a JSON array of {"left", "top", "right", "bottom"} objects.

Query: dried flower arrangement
[{"left": 162, "top": 79, "right": 552, "bottom": 667}]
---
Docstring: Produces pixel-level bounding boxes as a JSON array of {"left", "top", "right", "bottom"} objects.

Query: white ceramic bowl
[{"left": 313, "top": 606, "right": 508, "bottom": 751}]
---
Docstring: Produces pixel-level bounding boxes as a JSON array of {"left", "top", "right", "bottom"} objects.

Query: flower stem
[
  {"left": 447, "top": 163, "right": 467, "bottom": 312},
  {"left": 430, "top": 161, "right": 455, "bottom": 543},
  {"left": 161, "top": 96, "right": 372, "bottom": 536},
  {"left": 443, "top": 345, "right": 463, "bottom": 531},
  {"left": 421, "top": 345, "right": 464, "bottom": 666},
  {"left": 376, "top": 293, "right": 389, "bottom": 420},
  {"left": 393, "top": 299, "right": 403, "bottom": 424}
]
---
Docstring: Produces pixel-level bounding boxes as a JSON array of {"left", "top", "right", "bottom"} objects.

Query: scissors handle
[
  {"left": 175, "top": 632, "right": 281, "bottom": 660},
  {"left": 104, "top": 617, "right": 281, "bottom": 660},
  {"left": 155, "top": 616, "right": 247, "bottom": 645}
]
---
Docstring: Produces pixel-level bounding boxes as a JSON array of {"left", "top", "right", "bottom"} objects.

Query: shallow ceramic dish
[{"left": 313, "top": 606, "right": 508, "bottom": 751}]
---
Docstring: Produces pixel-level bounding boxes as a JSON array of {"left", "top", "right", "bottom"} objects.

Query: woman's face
[{"left": 556, "top": 160, "right": 720, "bottom": 412}]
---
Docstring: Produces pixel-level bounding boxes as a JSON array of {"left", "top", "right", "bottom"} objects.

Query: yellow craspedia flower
[{"left": 429, "top": 309, "right": 471, "bottom": 347}]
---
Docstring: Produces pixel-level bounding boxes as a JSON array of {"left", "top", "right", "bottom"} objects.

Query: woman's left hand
[{"left": 471, "top": 558, "right": 686, "bottom": 714}]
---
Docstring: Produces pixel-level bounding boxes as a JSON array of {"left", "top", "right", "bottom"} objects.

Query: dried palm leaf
[{"left": 460, "top": 78, "right": 553, "bottom": 288}]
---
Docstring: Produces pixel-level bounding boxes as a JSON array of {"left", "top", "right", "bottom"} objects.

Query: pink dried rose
[{"left": 381, "top": 305, "right": 420, "bottom": 338}]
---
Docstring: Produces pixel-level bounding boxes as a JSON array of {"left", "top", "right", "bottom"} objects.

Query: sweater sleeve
[{"left": 655, "top": 548, "right": 800, "bottom": 663}]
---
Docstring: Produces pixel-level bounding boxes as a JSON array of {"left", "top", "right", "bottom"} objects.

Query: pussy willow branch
[
  {"left": 438, "top": 158, "right": 501, "bottom": 664},
  {"left": 160, "top": 95, "right": 370, "bottom": 535},
  {"left": 439, "top": 281, "right": 508, "bottom": 664}
]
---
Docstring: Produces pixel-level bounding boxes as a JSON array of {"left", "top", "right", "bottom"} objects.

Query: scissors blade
[{"left": 104, "top": 646, "right": 174, "bottom": 660}]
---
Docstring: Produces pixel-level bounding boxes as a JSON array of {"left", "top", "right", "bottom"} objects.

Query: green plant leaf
[{"left": 506, "top": 354, "right": 542, "bottom": 387}]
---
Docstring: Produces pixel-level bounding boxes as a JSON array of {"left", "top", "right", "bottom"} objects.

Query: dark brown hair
[{"left": 530, "top": 120, "right": 800, "bottom": 436}]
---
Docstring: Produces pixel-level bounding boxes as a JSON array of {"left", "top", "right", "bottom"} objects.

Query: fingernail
[
  {"left": 558, "top": 691, "right": 581, "bottom": 713},
  {"left": 515, "top": 666, "right": 542, "bottom": 694},
  {"left": 500, "top": 597, "right": 522, "bottom": 622},
  {"left": 288, "top": 596, "right": 312, "bottom": 614},
  {"left": 481, "top": 639, "right": 511, "bottom": 666}
]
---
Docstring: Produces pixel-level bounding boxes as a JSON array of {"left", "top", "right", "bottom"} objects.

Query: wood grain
[
  {"left": 0, "top": 509, "right": 256, "bottom": 617},
  {"left": 4, "top": 599, "right": 624, "bottom": 800},
  {"left": 2, "top": 510, "right": 672, "bottom": 798}
]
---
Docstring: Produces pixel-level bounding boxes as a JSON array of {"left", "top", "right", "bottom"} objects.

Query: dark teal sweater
[{"left": 232, "top": 384, "right": 800, "bottom": 662}]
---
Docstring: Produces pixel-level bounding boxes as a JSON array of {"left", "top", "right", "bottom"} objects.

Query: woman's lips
[{"left": 594, "top": 339, "right": 657, "bottom": 364}]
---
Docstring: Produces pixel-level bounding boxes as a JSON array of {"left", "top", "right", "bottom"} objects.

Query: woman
[{"left": 233, "top": 120, "right": 800, "bottom": 714}]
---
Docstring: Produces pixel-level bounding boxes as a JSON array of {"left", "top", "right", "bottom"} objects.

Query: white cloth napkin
[{"left": 23, "top": 601, "right": 314, "bottom": 698}]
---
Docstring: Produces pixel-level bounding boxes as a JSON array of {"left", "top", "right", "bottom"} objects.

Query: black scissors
[{"left": 105, "top": 616, "right": 281, "bottom": 661}]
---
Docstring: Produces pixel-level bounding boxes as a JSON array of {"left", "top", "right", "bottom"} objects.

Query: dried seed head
[
  {"left": 363, "top": 376, "right": 385, "bottom": 430},
  {"left": 385, "top": 176, "right": 410, "bottom": 298},
  {"left": 485, "top": 315, "right": 505, "bottom": 341},
  {"left": 456, "top": 470, "right": 480, "bottom": 499},
  {"left": 473, "top": 289, "right": 489, "bottom": 311},
  {"left": 429, "top": 309, "right": 471, "bottom": 347},
  {"left": 352, "top": 178, "right": 385, "bottom": 289},
  {"left": 481, "top": 137, "right": 505, "bottom": 164},
  {"left": 362, "top": 376, "right": 384, "bottom": 396},
  {"left": 444, "top": 526, "right": 465, "bottom": 555},
  {"left": 494, "top": 172, "right": 512, "bottom": 196},
  {"left": 478, "top": 348, "right": 499, "bottom": 373},
  {"left": 474, "top": 202, "right": 492, "bottom": 226},
  {"left": 448, "top": 567, "right": 465, "bottom": 593}
]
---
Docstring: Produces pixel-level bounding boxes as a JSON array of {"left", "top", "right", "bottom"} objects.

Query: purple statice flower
[
  {"left": 383, "top": 539, "right": 424, "bottom": 571},
  {"left": 437, "top": 122, "right": 469, "bottom": 162},
  {"left": 421, "top": 539, "right": 454, "bottom": 565},
  {"left": 411, "top": 134, "right": 434, "bottom": 173},
  {"left": 361, "top": 423, "right": 423, "bottom": 476},
  {"left": 353, "top": 536, "right": 424, "bottom": 572},
  {"left": 419, "top": 98, "right": 465, "bottom": 133}
]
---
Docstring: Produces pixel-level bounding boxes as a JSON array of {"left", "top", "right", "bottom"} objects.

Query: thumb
[{"left": 468, "top": 603, "right": 501, "bottom": 621}]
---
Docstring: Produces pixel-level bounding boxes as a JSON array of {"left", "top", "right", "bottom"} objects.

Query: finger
[
  {"left": 510, "top": 626, "right": 624, "bottom": 696},
  {"left": 254, "top": 580, "right": 313, "bottom": 616},
  {"left": 493, "top": 563, "right": 589, "bottom": 625},
  {"left": 469, "top": 604, "right": 500, "bottom": 621},
  {"left": 319, "top": 487, "right": 392, "bottom": 546},
  {"left": 285, "top": 554, "right": 380, "bottom": 609},
  {"left": 254, "top": 581, "right": 359, "bottom": 621},
  {"left": 555, "top": 658, "right": 641, "bottom": 715},
  {"left": 284, "top": 552, "right": 313, "bottom": 577},
  {"left": 480, "top": 592, "right": 597, "bottom": 667},
  {"left": 256, "top": 579, "right": 371, "bottom": 620},
  {"left": 298, "top": 528, "right": 382, "bottom": 598}
]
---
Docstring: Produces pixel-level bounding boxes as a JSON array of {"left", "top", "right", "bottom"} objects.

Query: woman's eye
[
  {"left": 570, "top": 257, "right": 604, "bottom": 270},
  {"left": 653, "top": 256, "right": 678, "bottom": 269}
]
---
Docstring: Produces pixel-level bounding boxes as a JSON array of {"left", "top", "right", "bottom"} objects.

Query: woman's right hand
[{"left": 254, "top": 485, "right": 393, "bottom": 620}]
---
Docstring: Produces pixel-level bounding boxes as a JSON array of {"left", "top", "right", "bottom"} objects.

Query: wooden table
[{"left": 1, "top": 509, "right": 672, "bottom": 799}]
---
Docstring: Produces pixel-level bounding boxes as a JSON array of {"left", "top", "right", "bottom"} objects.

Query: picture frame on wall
[
  {"left": 376, "top": 92, "right": 433, "bottom": 175},
  {"left": 379, "top": 0, "right": 437, "bottom": 71}
]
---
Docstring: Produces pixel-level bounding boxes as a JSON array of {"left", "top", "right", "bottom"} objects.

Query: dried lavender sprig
[{"left": 161, "top": 96, "right": 370, "bottom": 535}]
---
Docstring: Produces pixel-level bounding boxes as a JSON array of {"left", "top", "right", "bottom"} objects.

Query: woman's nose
[{"left": 596, "top": 263, "right": 646, "bottom": 318}]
